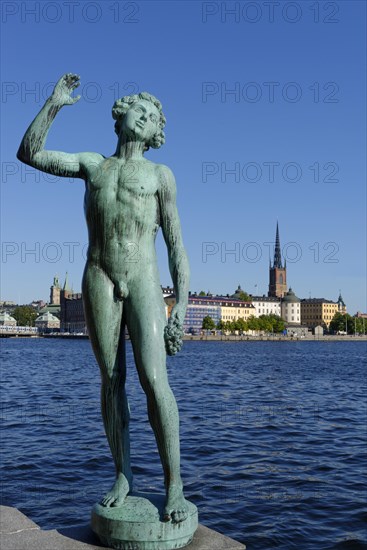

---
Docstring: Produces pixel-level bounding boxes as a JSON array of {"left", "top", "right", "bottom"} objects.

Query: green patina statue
[{"left": 17, "top": 74, "right": 197, "bottom": 549}]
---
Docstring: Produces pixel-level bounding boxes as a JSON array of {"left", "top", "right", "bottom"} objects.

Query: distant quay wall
[
  {"left": 1, "top": 332, "right": 366, "bottom": 342},
  {"left": 183, "top": 334, "right": 367, "bottom": 342}
]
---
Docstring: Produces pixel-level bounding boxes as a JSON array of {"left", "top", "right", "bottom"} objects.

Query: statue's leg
[
  {"left": 125, "top": 282, "right": 188, "bottom": 523},
  {"left": 82, "top": 263, "right": 132, "bottom": 507}
]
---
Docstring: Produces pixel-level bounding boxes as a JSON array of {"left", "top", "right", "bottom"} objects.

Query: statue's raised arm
[{"left": 17, "top": 73, "right": 103, "bottom": 179}]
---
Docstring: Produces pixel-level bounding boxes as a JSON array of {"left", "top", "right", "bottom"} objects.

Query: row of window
[
  {"left": 222, "top": 315, "right": 250, "bottom": 320},
  {"left": 256, "top": 304, "right": 280, "bottom": 308}
]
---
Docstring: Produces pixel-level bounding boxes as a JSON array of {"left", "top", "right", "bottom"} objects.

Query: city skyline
[
  {"left": 1, "top": 1, "right": 366, "bottom": 314},
  {"left": 2, "top": 221, "right": 358, "bottom": 315},
  {"left": 1, "top": 219, "right": 365, "bottom": 314}
]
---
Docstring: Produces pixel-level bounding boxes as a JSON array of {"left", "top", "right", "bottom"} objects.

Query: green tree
[
  {"left": 222, "top": 320, "right": 234, "bottom": 333},
  {"left": 202, "top": 315, "right": 215, "bottom": 330},
  {"left": 354, "top": 316, "right": 366, "bottom": 335},
  {"left": 247, "top": 316, "right": 260, "bottom": 331},
  {"left": 235, "top": 317, "right": 248, "bottom": 334},
  {"left": 12, "top": 306, "right": 38, "bottom": 327},
  {"left": 329, "top": 312, "right": 359, "bottom": 334},
  {"left": 338, "top": 314, "right": 365, "bottom": 335},
  {"left": 216, "top": 319, "right": 225, "bottom": 331},
  {"left": 268, "top": 313, "right": 285, "bottom": 333},
  {"left": 329, "top": 312, "right": 346, "bottom": 333},
  {"left": 198, "top": 291, "right": 206, "bottom": 296},
  {"left": 258, "top": 315, "right": 272, "bottom": 332}
]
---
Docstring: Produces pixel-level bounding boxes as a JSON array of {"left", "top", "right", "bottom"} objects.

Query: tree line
[
  {"left": 202, "top": 314, "right": 286, "bottom": 333},
  {"left": 6, "top": 306, "right": 367, "bottom": 335},
  {"left": 328, "top": 312, "right": 366, "bottom": 335},
  {"left": 202, "top": 312, "right": 367, "bottom": 335}
]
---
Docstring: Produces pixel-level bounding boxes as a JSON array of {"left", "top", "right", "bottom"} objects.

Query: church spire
[
  {"left": 273, "top": 221, "right": 283, "bottom": 268},
  {"left": 63, "top": 272, "right": 70, "bottom": 291},
  {"left": 268, "top": 222, "right": 287, "bottom": 298}
]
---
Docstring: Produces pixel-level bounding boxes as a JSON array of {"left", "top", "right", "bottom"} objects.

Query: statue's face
[{"left": 121, "top": 99, "right": 160, "bottom": 144}]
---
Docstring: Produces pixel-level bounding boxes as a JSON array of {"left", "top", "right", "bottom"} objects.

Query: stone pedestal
[
  {"left": 1, "top": 505, "right": 246, "bottom": 549},
  {"left": 91, "top": 493, "right": 198, "bottom": 550}
]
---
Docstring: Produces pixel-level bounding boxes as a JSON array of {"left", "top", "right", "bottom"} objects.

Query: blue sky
[{"left": 1, "top": 1, "right": 366, "bottom": 313}]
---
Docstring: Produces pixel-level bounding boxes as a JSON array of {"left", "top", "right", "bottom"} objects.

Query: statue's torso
[{"left": 84, "top": 156, "right": 161, "bottom": 280}]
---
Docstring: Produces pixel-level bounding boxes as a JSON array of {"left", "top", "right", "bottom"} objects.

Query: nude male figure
[{"left": 17, "top": 73, "right": 190, "bottom": 523}]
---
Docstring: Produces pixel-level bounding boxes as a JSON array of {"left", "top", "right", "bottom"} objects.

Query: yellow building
[
  {"left": 220, "top": 301, "right": 255, "bottom": 322},
  {"left": 300, "top": 299, "right": 339, "bottom": 329}
]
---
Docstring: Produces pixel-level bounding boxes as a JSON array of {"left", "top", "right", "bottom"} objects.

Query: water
[{"left": 1, "top": 339, "right": 366, "bottom": 549}]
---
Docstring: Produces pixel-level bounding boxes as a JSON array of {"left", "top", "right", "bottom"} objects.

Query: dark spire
[
  {"left": 63, "top": 272, "right": 70, "bottom": 291},
  {"left": 273, "top": 222, "right": 282, "bottom": 268},
  {"left": 337, "top": 291, "right": 345, "bottom": 306}
]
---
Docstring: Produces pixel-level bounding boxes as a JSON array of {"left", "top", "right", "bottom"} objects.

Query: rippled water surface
[{"left": 1, "top": 339, "right": 366, "bottom": 549}]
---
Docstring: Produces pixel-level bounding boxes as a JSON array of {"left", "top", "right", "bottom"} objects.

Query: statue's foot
[
  {"left": 100, "top": 473, "right": 130, "bottom": 507},
  {"left": 124, "top": 468, "right": 133, "bottom": 491},
  {"left": 163, "top": 484, "right": 188, "bottom": 523}
]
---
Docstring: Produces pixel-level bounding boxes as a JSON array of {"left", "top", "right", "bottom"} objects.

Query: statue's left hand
[
  {"left": 50, "top": 73, "right": 81, "bottom": 106},
  {"left": 164, "top": 306, "right": 185, "bottom": 356}
]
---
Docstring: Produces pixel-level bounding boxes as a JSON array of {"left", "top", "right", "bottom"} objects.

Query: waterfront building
[
  {"left": 280, "top": 288, "right": 311, "bottom": 336},
  {"left": 60, "top": 289, "right": 86, "bottom": 333},
  {"left": 251, "top": 295, "right": 281, "bottom": 317},
  {"left": 38, "top": 276, "right": 62, "bottom": 318},
  {"left": 183, "top": 296, "right": 221, "bottom": 334},
  {"left": 220, "top": 300, "right": 255, "bottom": 323},
  {"left": 162, "top": 285, "right": 174, "bottom": 298},
  {"left": 50, "top": 275, "right": 61, "bottom": 305},
  {"left": 61, "top": 292, "right": 85, "bottom": 333},
  {"left": 161, "top": 286, "right": 174, "bottom": 319},
  {"left": 0, "top": 312, "right": 17, "bottom": 326},
  {"left": 39, "top": 301, "right": 61, "bottom": 318},
  {"left": 300, "top": 298, "right": 339, "bottom": 330},
  {"left": 337, "top": 292, "right": 347, "bottom": 314},
  {"left": 35, "top": 312, "right": 60, "bottom": 331},
  {"left": 58, "top": 273, "right": 86, "bottom": 333},
  {"left": 268, "top": 222, "right": 287, "bottom": 298},
  {"left": 281, "top": 288, "right": 301, "bottom": 325},
  {"left": 355, "top": 311, "right": 367, "bottom": 319},
  {"left": 166, "top": 294, "right": 255, "bottom": 334}
]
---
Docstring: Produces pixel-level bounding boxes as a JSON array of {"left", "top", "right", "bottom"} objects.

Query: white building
[
  {"left": 281, "top": 288, "right": 301, "bottom": 324},
  {"left": 35, "top": 312, "right": 60, "bottom": 331},
  {"left": 251, "top": 296, "right": 281, "bottom": 317},
  {"left": 0, "top": 312, "right": 17, "bottom": 326}
]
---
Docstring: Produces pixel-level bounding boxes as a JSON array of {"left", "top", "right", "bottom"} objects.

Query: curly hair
[{"left": 112, "top": 92, "right": 166, "bottom": 150}]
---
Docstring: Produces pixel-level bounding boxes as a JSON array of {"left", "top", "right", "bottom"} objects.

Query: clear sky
[{"left": 1, "top": 1, "right": 366, "bottom": 313}]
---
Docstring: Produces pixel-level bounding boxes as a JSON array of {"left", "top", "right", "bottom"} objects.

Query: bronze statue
[{"left": 17, "top": 75, "right": 196, "bottom": 548}]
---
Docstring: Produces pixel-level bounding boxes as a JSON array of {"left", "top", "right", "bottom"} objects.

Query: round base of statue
[{"left": 91, "top": 492, "right": 198, "bottom": 550}]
